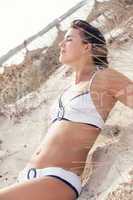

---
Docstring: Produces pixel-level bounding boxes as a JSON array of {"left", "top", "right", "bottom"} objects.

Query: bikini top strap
[{"left": 88, "top": 71, "right": 98, "bottom": 91}]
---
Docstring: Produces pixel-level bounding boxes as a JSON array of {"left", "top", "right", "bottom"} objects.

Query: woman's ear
[{"left": 83, "top": 43, "right": 92, "bottom": 53}]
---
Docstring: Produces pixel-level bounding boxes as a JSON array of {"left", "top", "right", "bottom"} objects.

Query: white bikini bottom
[{"left": 17, "top": 166, "right": 82, "bottom": 198}]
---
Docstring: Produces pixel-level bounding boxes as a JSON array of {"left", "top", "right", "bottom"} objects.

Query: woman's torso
[{"left": 28, "top": 68, "right": 116, "bottom": 176}]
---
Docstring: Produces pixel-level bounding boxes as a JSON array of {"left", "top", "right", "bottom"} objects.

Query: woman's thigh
[{"left": 0, "top": 176, "right": 77, "bottom": 200}]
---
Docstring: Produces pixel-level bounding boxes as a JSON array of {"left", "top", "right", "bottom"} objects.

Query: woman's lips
[{"left": 60, "top": 49, "right": 65, "bottom": 54}]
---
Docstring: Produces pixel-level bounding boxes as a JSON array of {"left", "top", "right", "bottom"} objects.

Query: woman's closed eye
[
  {"left": 59, "top": 37, "right": 73, "bottom": 47},
  {"left": 64, "top": 35, "right": 73, "bottom": 41},
  {"left": 65, "top": 37, "right": 72, "bottom": 42}
]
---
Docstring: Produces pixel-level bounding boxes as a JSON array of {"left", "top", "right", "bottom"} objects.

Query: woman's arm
[{"left": 107, "top": 68, "right": 133, "bottom": 109}]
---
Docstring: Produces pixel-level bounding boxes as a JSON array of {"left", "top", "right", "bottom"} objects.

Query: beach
[{"left": 0, "top": 1, "right": 133, "bottom": 199}]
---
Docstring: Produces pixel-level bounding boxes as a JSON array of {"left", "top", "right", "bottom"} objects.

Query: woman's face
[{"left": 59, "top": 28, "right": 89, "bottom": 65}]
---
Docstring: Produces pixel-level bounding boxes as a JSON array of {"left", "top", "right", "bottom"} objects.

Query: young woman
[{"left": 0, "top": 19, "right": 133, "bottom": 200}]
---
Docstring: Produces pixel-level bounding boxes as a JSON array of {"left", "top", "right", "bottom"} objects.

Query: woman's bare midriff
[{"left": 28, "top": 120, "right": 100, "bottom": 176}]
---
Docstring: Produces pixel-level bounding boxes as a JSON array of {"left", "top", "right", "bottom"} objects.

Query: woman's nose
[{"left": 59, "top": 40, "right": 65, "bottom": 48}]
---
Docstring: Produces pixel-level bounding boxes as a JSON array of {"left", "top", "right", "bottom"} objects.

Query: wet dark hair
[{"left": 70, "top": 19, "right": 108, "bottom": 68}]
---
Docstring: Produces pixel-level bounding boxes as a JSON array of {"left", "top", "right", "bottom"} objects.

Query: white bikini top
[{"left": 50, "top": 71, "right": 104, "bottom": 129}]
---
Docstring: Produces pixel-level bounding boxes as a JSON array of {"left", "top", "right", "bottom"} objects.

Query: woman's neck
[{"left": 73, "top": 64, "right": 97, "bottom": 84}]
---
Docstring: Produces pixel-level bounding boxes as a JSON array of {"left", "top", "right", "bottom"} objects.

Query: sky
[{"left": 0, "top": 0, "right": 83, "bottom": 56}]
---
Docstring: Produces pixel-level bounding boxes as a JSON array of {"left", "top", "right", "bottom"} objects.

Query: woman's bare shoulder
[
  {"left": 102, "top": 67, "right": 133, "bottom": 108},
  {"left": 102, "top": 67, "right": 132, "bottom": 86},
  {"left": 97, "top": 67, "right": 132, "bottom": 96},
  {"left": 100, "top": 67, "right": 127, "bottom": 77}
]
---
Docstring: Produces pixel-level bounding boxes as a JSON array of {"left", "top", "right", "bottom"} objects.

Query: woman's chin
[
  {"left": 59, "top": 55, "right": 72, "bottom": 66},
  {"left": 59, "top": 56, "right": 66, "bottom": 64}
]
